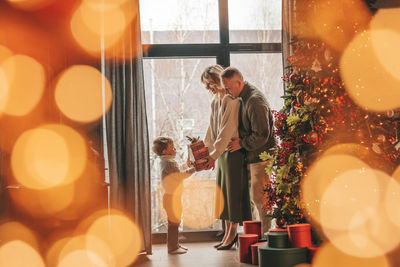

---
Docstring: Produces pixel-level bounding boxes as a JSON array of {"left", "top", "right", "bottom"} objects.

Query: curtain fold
[
  {"left": 282, "top": 0, "right": 298, "bottom": 73},
  {"left": 104, "top": 1, "right": 152, "bottom": 255}
]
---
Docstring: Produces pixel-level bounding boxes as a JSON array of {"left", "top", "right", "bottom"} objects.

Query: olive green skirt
[{"left": 215, "top": 150, "right": 252, "bottom": 223}]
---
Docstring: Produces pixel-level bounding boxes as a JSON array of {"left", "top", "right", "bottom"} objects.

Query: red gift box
[
  {"left": 243, "top": 220, "right": 262, "bottom": 239},
  {"left": 190, "top": 141, "right": 205, "bottom": 151},
  {"left": 193, "top": 158, "right": 208, "bottom": 171},
  {"left": 239, "top": 234, "right": 259, "bottom": 263},
  {"left": 251, "top": 242, "right": 268, "bottom": 265},
  {"left": 288, "top": 224, "right": 312, "bottom": 248},
  {"left": 192, "top": 147, "right": 209, "bottom": 160}
]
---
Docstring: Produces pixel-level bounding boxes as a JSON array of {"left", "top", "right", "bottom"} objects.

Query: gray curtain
[{"left": 104, "top": 3, "right": 152, "bottom": 255}]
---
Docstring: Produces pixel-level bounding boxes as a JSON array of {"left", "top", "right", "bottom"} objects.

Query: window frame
[
  {"left": 142, "top": 0, "right": 282, "bottom": 67},
  {"left": 141, "top": 0, "right": 283, "bottom": 238}
]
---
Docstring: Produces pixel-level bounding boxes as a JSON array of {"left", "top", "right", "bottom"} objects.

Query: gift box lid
[
  {"left": 251, "top": 241, "right": 268, "bottom": 248},
  {"left": 267, "top": 232, "right": 289, "bottom": 238},
  {"left": 267, "top": 232, "right": 290, "bottom": 249},
  {"left": 268, "top": 227, "right": 288, "bottom": 233},
  {"left": 239, "top": 234, "right": 259, "bottom": 240},
  {"left": 243, "top": 220, "right": 262, "bottom": 225},
  {"left": 258, "top": 245, "right": 308, "bottom": 255},
  {"left": 288, "top": 224, "right": 310, "bottom": 231}
]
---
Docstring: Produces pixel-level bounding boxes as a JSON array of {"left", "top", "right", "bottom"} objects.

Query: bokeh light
[
  {"left": 86, "top": 210, "right": 142, "bottom": 267},
  {"left": 6, "top": 0, "right": 56, "bottom": 11},
  {"left": 82, "top": 0, "right": 129, "bottom": 8},
  {"left": 1, "top": 54, "right": 45, "bottom": 116},
  {"left": 55, "top": 65, "right": 113, "bottom": 123},
  {"left": 301, "top": 154, "right": 369, "bottom": 225},
  {"left": 9, "top": 184, "right": 75, "bottom": 219},
  {"left": 313, "top": 242, "right": 390, "bottom": 267},
  {"left": 181, "top": 177, "right": 224, "bottom": 229},
  {"left": 0, "top": 240, "right": 45, "bottom": 267},
  {"left": 58, "top": 250, "right": 109, "bottom": 267},
  {"left": 370, "top": 8, "right": 400, "bottom": 81},
  {"left": 57, "top": 235, "right": 114, "bottom": 267},
  {"left": 319, "top": 168, "right": 380, "bottom": 231},
  {"left": 0, "top": 45, "right": 12, "bottom": 113},
  {"left": 321, "top": 169, "right": 400, "bottom": 258},
  {"left": 0, "top": 222, "right": 39, "bottom": 250},
  {"left": 0, "top": 45, "right": 12, "bottom": 63},
  {"left": 70, "top": 2, "right": 128, "bottom": 54},
  {"left": 296, "top": 0, "right": 371, "bottom": 51},
  {"left": 322, "top": 143, "right": 370, "bottom": 159},
  {"left": 11, "top": 124, "right": 87, "bottom": 189},
  {"left": 340, "top": 30, "right": 400, "bottom": 111},
  {"left": 46, "top": 237, "right": 71, "bottom": 267},
  {"left": 387, "top": 166, "right": 400, "bottom": 227}
]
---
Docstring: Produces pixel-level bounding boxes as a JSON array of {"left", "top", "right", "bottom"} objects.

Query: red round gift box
[
  {"left": 287, "top": 223, "right": 312, "bottom": 248},
  {"left": 243, "top": 220, "right": 262, "bottom": 239},
  {"left": 238, "top": 234, "right": 259, "bottom": 263},
  {"left": 251, "top": 241, "right": 268, "bottom": 265}
]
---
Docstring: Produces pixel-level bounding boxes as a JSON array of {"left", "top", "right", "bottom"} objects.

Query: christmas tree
[{"left": 262, "top": 36, "right": 400, "bottom": 228}]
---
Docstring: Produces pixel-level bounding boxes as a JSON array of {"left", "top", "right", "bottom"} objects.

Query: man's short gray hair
[{"left": 221, "top": 66, "right": 243, "bottom": 80}]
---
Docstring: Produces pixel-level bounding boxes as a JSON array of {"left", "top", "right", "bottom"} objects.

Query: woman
[{"left": 201, "top": 65, "right": 252, "bottom": 250}]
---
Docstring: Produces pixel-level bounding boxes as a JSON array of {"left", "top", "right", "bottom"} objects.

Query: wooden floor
[{"left": 133, "top": 242, "right": 254, "bottom": 267}]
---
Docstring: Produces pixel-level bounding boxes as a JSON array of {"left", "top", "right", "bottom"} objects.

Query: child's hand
[{"left": 186, "top": 158, "right": 193, "bottom": 167}]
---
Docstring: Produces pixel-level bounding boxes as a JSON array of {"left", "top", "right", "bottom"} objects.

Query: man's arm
[{"left": 239, "top": 97, "right": 271, "bottom": 151}]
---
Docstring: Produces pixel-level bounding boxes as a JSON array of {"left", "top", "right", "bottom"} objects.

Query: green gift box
[{"left": 258, "top": 245, "right": 308, "bottom": 267}]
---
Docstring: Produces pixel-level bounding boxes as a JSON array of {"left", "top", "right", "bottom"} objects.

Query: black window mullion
[{"left": 217, "top": 0, "right": 229, "bottom": 67}]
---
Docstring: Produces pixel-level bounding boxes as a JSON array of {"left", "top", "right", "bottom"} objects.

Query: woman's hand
[{"left": 228, "top": 137, "right": 242, "bottom": 152}]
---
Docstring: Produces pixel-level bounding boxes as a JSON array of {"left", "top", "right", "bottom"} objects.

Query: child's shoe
[{"left": 179, "top": 244, "right": 188, "bottom": 250}]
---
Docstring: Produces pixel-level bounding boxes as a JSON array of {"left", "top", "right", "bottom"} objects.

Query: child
[{"left": 152, "top": 136, "right": 195, "bottom": 254}]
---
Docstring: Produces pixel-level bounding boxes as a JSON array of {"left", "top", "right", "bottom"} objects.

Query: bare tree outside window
[{"left": 140, "top": 0, "right": 283, "bottom": 233}]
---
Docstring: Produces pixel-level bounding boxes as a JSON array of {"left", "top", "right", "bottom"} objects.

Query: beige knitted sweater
[{"left": 204, "top": 94, "right": 240, "bottom": 160}]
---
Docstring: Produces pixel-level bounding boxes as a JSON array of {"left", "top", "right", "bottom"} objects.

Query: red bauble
[
  {"left": 277, "top": 217, "right": 286, "bottom": 227},
  {"left": 290, "top": 74, "right": 300, "bottom": 84},
  {"left": 303, "top": 78, "right": 310, "bottom": 85}
]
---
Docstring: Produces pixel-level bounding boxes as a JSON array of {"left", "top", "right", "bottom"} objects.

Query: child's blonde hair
[{"left": 152, "top": 136, "right": 173, "bottom": 156}]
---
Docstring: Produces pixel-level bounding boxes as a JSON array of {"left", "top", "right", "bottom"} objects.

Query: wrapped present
[
  {"left": 187, "top": 136, "right": 209, "bottom": 171},
  {"left": 192, "top": 146, "right": 209, "bottom": 160},
  {"left": 243, "top": 220, "right": 262, "bottom": 239},
  {"left": 258, "top": 246, "right": 308, "bottom": 267},
  {"left": 251, "top": 241, "right": 268, "bottom": 265},
  {"left": 238, "top": 234, "right": 259, "bottom": 263},
  {"left": 287, "top": 224, "right": 312, "bottom": 248},
  {"left": 267, "top": 232, "right": 290, "bottom": 249}
]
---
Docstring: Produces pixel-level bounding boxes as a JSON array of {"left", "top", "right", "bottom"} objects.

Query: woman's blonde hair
[{"left": 201, "top": 64, "right": 225, "bottom": 97}]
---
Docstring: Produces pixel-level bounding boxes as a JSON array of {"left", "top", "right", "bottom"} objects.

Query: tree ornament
[
  {"left": 290, "top": 74, "right": 300, "bottom": 84},
  {"left": 386, "top": 110, "right": 394, "bottom": 118},
  {"left": 296, "top": 90, "right": 305, "bottom": 106},
  {"left": 377, "top": 134, "right": 386, "bottom": 143},
  {"left": 302, "top": 78, "right": 310, "bottom": 85},
  {"left": 372, "top": 143, "right": 382, "bottom": 154},
  {"left": 311, "top": 58, "right": 322, "bottom": 72},
  {"left": 321, "top": 77, "right": 329, "bottom": 86},
  {"left": 277, "top": 217, "right": 286, "bottom": 228},
  {"left": 307, "top": 131, "right": 319, "bottom": 145}
]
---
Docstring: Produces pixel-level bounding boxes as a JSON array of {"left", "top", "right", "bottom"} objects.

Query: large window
[
  {"left": 140, "top": 0, "right": 219, "bottom": 44},
  {"left": 140, "top": 0, "right": 283, "bottom": 233}
]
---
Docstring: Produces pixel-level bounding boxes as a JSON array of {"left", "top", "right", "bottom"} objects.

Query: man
[{"left": 222, "top": 67, "right": 276, "bottom": 234}]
